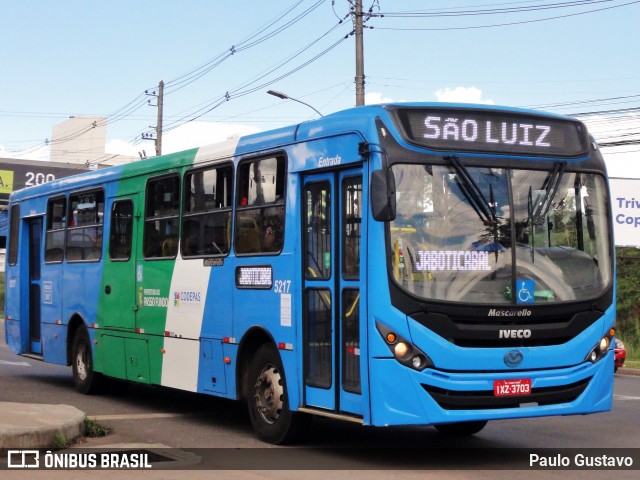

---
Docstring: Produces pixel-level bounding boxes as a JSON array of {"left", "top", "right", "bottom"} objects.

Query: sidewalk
[
  {"left": 0, "top": 369, "right": 638, "bottom": 449},
  {"left": 0, "top": 402, "right": 85, "bottom": 449}
]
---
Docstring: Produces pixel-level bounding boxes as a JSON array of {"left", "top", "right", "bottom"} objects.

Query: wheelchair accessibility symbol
[{"left": 517, "top": 280, "right": 535, "bottom": 304}]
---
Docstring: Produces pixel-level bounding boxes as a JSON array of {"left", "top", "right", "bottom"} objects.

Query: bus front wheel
[
  {"left": 246, "top": 344, "right": 309, "bottom": 444},
  {"left": 71, "top": 326, "right": 103, "bottom": 394}
]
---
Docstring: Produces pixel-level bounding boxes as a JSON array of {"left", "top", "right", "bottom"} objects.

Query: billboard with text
[{"left": 610, "top": 177, "right": 640, "bottom": 247}]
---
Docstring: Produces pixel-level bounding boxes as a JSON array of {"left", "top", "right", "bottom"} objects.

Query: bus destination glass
[{"left": 394, "top": 108, "right": 590, "bottom": 157}]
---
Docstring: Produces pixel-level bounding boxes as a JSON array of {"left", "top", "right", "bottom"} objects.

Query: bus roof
[{"left": 8, "top": 102, "right": 582, "bottom": 203}]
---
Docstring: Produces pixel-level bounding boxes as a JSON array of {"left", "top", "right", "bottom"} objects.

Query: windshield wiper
[
  {"left": 527, "top": 162, "right": 567, "bottom": 263},
  {"left": 531, "top": 162, "right": 566, "bottom": 226},
  {"left": 445, "top": 156, "right": 497, "bottom": 227},
  {"left": 446, "top": 156, "right": 501, "bottom": 261}
]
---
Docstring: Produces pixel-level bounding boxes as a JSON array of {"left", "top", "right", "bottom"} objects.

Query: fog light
[
  {"left": 412, "top": 355, "right": 423, "bottom": 369},
  {"left": 394, "top": 342, "right": 409, "bottom": 358}
]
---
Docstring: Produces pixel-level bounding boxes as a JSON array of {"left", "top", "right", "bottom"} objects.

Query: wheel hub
[
  {"left": 254, "top": 365, "right": 284, "bottom": 424},
  {"left": 76, "top": 346, "right": 88, "bottom": 381}
]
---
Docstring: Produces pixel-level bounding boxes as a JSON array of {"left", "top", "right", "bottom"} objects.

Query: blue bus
[{"left": 4, "top": 103, "right": 616, "bottom": 443}]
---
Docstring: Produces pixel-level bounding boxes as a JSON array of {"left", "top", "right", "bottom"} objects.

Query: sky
[{"left": 1, "top": 0, "right": 639, "bottom": 177}]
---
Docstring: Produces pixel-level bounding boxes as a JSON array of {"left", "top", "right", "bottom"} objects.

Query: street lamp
[{"left": 267, "top": 90, "right": 323, "bottom": 117}]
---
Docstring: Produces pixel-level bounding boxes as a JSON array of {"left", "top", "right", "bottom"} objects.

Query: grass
[
  {"left": 47, "top": 418, "right": 112, "bottom": 449},
  {"left": 83, "top": 417, "right": 112, "bottom": 438},
  {"left": 50, "top": 431, "right": 69, "bottom": 449},
  {"left": 617, "top": 319, "right": 640, "bottom": 364}
]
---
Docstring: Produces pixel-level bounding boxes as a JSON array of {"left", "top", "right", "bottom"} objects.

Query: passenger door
[
  {"left": 302, "top": 168, "right": 365, "bottom": 416},
  {"left": 98, "top": 195, "right": 138, "bottom": 330},
  {"left": 27, "top": 217, "right": 43, "bottom": 354}
]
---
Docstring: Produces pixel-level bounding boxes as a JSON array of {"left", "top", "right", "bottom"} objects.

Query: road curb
[
  {"left": 618, "top": 367, "right": 640, "bottom": 377},
  {"left": 0, "top": 403, "right": 86, "bottom": 449}
]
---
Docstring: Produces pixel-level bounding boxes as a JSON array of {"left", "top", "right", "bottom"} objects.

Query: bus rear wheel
[
  {"left": 246, "top": 344, "right": 309, "bottom": 444},
  {"left": 71, "top": 326, "right": 103, "bottom": 394},
  {"left": 434, "top": 420, "right": 487, "bottom": 436}
]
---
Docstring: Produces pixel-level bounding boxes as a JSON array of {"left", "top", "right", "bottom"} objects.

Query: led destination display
[{"left": 395, "top": 108, "right": 589, "bottom": 157}]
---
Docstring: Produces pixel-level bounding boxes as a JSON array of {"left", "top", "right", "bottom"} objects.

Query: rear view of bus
[{"left": 368, "top": 105, "right": 614, "bottom": 434}]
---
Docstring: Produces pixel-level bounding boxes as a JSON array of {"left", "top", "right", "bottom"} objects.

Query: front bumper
[{"left": 369, "top": 352, "right": 613, "bottom": 426}]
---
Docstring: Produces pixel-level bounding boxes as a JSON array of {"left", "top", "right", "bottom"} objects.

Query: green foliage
[
  {"left": 46, "top": 419, "right": 110, "bottom": 450},
  {"left": 618, "top": 316, "right": 640, "bottom": 364},
  {"left": 50, "top": 431, "right": 68, "bottom": 449},
  {"left": 615, "top": 247, "right": 640, "bottom": 361},
  {"left": 83, "top": 417, "right": 112, "bottom": 437}
]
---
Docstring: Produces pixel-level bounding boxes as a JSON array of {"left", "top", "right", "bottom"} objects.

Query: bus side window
[
  {"left": 144, "top": 175, "right": 180, "bottom": 259},
  {"left": 342, "top": 177, "right": 362, "bottom": 280},
  {"left": 8, "top": 204, "right": 20, "bottom": 266},
  {"left": 235, "top": 156, "right": 286, "bottom": 255},
  {"left": 182, "top": 164, "right": 233, "bottom": 257},
  {"left": 45, "top": 196, "right": 66, "bottom": 263},
  {"left": 66, "top": 190, "right": 104, "bottom": 262},
  {"left": 109, "top": 200, "right": 133, "bottom": 261}
]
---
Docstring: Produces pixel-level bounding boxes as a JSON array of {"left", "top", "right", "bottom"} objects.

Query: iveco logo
[
  {"left": 499, "top": 329, "right": 532, "bottom": 339},
  {"left": 504, "top": 350, "right": 524, "bottom": 368}
]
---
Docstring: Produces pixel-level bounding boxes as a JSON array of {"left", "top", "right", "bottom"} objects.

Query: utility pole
[
  {"left": 155, "top": 80, "right": 164, "bottom": 156},
  {"left": 354, "top": 0, "right": 365, "bottom": 106}
]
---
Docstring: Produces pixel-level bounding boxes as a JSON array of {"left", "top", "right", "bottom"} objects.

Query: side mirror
[{"left": 371, "top": 169, "right": 396, "bottom": 222}]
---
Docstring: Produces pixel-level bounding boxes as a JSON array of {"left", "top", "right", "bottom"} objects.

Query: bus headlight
[
  {"left": 585, "top": 329, "right": 615, "bottom": 365},
  {"left": 376, "top": 321, "right": 433, "bottom": 371},
  {"left": 394, "top": 342, "right": 409, "bottom": 358}
]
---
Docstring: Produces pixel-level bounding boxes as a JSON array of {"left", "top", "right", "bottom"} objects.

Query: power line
[
  {"left": 528, "top": 94, "right": 640, "bottom": 110},
  {"left": 9, "top": 0, "right": 331, "bottom": 154},
  {"left": 377, "top": 0, "right": 621, "bottom": 17},
  {"left": 162, "top": 22, "right": 352, "bottom": 132},
  {"left": 7, "top": 0, "right": 640, "bottom": 160},
  {"left": 371, "top": 0, "right": 640, "bottom": 31},
  {"left": 164, "top": 0, "right": 326, "bottom": 95}
]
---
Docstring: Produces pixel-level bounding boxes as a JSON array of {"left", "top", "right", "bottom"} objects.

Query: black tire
[
  {"left": 71, "top": 326, "right": 103, "bottom": 394},
  {"left": 434, "top": 420, "right": 488, "bottom": 436},
  {"left": 246, "top": 344, "right": 310, "bottom": 444}
]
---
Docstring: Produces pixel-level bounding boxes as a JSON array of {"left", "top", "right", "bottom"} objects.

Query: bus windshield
[{"left": 389, "top": 163, "right": 612, "bottom": 305}]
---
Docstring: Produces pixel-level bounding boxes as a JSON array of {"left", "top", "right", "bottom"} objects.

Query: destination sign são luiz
[{"left": 395, "top": 108, "right": 589, "bottom": 157}]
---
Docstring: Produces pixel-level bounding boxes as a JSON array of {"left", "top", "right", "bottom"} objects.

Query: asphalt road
[{"left": 1, "top": 327, "right": 639, "bottom": 478}]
